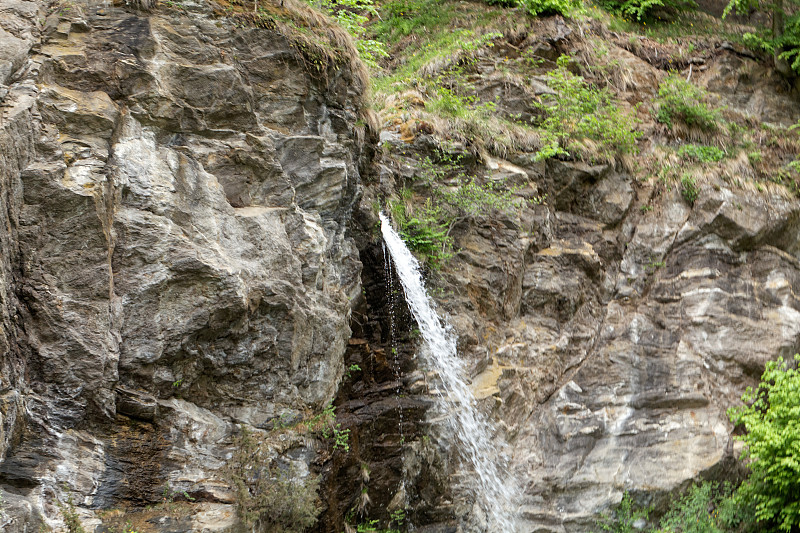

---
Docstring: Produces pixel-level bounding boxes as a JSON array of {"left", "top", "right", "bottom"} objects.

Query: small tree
[
  {"left": 727, "top": 354, "right": 800, "bottom": 532},
  {"left": 723, "top": 0, "right": 800, "bottom": 76}
]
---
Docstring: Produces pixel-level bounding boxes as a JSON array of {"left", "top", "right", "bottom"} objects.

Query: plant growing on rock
[
  {"left": 655, "top": 482, "right": 756, "bottom": 533},
  {"left": 58, "top": 494, "right": 87, "bottom": 533},
  {"left": 227, "top": 429, "right": 322, "bottom": 533},
  {"left": 677, "top": 144, "right": 725, "bottom": 163},
  {"left": 303, "top": 0, "right": 388, "bottom": 65},
  {"left": 680, "top": 174, "right": 699, "bottom": 205},
  {"left": 595, "top": 0, "right": 695, "bottom": 21},
  {"left": 306, "top": 403, "right": 351, "bottom": 451},
  {"left": 728, "top": 354, "right": 800, "bottom": 531},
  {"left": 534, "top": 56, "right": 641, "bottom": 163},
  {"left": 655, "top": 75, "right": 721, "bottom": 133},
  {"left": 389, "top": 197, "right": 453, "bottom": 268},
  {"left": 521, "top": 0, "right": 582, "bottom": 16},
  {"left": 596, "top": 492, "right": 650, "bottom": 533},
  {"left": 723, "top": 0, "right": 800, "bottom": 76}
]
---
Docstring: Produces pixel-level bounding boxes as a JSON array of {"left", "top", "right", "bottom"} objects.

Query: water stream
[{"left": 379, "top": 212, "right": 519, "bottom": 533}]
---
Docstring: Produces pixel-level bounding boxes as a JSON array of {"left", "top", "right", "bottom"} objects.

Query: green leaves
[
  {"left": 304, "top": 0, "right": 388, "bottom": 65},
  {"left": 597, "top": 493, "right": 650, "bottom": 533},
  {"left": 655, "top": 74, "right": 721, "bottom": 131},
  {"left": 677, "top": 144, "right": 725, "bottom": 163},
  {"left": 534, "top": 55, "right": 641, "bottom": 162},
  {"left": 728, "top": 355, "right": 800, "bottom": 531},
  {"left": 522, "top": 0, "right": 582, "bottom": 16},
  {"left": 598, "top": 0, "right": 696, "bottom": 21}
]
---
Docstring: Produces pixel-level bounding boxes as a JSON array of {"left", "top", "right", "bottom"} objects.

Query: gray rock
[{"left": 0, "top": 0, "right": 372, "bottom": 529}]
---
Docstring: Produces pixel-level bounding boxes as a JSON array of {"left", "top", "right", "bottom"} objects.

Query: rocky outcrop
[
  {"left": 2, "top": 0, "right": 800, "bottom": 531},
  {"left": 354, "top": 28, "right": 800, "bottom": 531},
  {"left": 0, "top": 0, "right": 373, "bottom": 530}
]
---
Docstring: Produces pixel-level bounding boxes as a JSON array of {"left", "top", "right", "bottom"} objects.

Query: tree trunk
[{"left": 773, "top": 0, "right": 793, "bottom": 76}]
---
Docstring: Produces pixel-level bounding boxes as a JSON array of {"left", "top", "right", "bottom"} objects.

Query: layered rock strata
[{"left": 0, "top": 0, "right": 372, "bottom": 530}]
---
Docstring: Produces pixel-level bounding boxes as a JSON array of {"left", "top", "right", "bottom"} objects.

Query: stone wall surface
[
  {"left": 346, "top": 33, "right": 800, "bottom": 531},
  {"left": 1, "top": 0, "right": 800, "bottom": 531},
  {"left": 0, "top": 0, "right": 371, "bottom": 530}
]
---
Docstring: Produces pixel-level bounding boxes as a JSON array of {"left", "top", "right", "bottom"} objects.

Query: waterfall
[{"left": 379, "top": 212, "right": 519, "bottom": 533}]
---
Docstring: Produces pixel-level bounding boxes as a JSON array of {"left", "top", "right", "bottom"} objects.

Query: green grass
[
  {"left": 656, "top": 73, "right": 721, "bottom": 131},
  {"left": 677, "top": 143, "right": 725, "bottom": 162},
  {"left": 581, "top": 3, "right": 753, "bottom": 45},
  {"left": 370, "top": 0, "right": 458, "bottom": 45}
]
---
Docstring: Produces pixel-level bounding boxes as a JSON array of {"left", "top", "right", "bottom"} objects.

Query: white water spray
[{"left": 379, "top": 212, "right": 519, "bottom": 533}]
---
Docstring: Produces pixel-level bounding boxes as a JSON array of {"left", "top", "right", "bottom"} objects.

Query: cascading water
[{"left": 379, "top": 212, "right": 519, "bottom": 533}]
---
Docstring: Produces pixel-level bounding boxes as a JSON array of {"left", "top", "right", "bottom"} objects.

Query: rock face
[
  {"left": 0, "top": 0, "right": 372, "bottom": 529},
  {"left": 346, "top": 31, "right": 800, "bottom": 532},
  {"left": 2, "top": 0, "right": 800, "bottom": 531},
  {"left": 353, "top": 148, "right": 800, "bottom": 532}
]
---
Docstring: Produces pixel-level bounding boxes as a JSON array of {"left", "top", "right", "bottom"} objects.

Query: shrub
[
  {"left": 677, "top": 144, "right": 725, "bottom": 163},
  {"left": 389, "top": 197, "right": 453, "bottom": 268},
  {"left": 656, "top": 482, "right": 757, "bottom": 533},
  {"left": 681, "top": 174, "right": 698, "bottom": 205},
  {"left": 304, "top": 0, "right": 388, "bottom": 65},
  {"left": 522, "top": 0, "right": 581, "bottom": 16},
  {"left": 305, "top": 403, "right": 350, "bottom": 451},
  {"left": 227, "top": 429, "right": 321, "bottom": 533},
  {"left": 656, "top": 75, "right": 721, "bottom": 132},
  {"left": 425, "top": 85, "right": 496, "bottom": 120},
  {"left": 597, "top": 492, "right": 650, "bottom": 533},
  {"left": 534, "top": 56, "right": 641, "bottom": 162},
  {"left": 596, "top": 0, "right": 695, "bottom": 21},
  {"left": 728, "top": 354, "right": 800, "bottom": 531},
  {"left": 58, "top": 495, "right": 87, "bottom": 533}
]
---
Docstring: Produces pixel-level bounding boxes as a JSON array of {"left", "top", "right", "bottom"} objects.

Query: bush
[
  {"left": 389, "top": 197, "right": 453, "bottom": 268},
  {"left": 677, "top": 144, "right": 725, "bottom": 163},
  {"left": 227, "top": 429, "right": 321, "bottom": 533},
  {"left": 596, "top": 0, "right": 696, "bottom": 21},
  {"left": 656, "top": 482, "right": 756, "bottom": 533},
  {"left": 387, "top": 151, "right": 523, "bottom": 266},
  {"left": 656, "top": 75, "right": 721, "bottom": 132},
  {"left": 728, "top": 354, "right": 800, "bottom": 531},
  {"left": 304, "top": 0, "right": 388, "bottom": 65},
  {"left": 534, "top": 56, "right": 641, "bottom": 162},
  {"left": 58, "top": 495, "right": 87, "bottom": 533},
  {"left": 522, "top": 0, "right": 581, "bottom": 16},
  {"left": 680, "top": 174, "right": 698, "bottom": 205},
  {"left": 597, "top": 492, "right": 650, "bottom": 533}
]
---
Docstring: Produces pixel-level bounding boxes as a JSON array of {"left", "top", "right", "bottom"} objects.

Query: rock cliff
[
  {"left": 0, "top": 0, "right": 373, "bottom": 530},
  {"left": 333, "top": 14, "right": 800, "bottom": 532},
  {"left": 2, "top": 0, "right": 800, "bottom": 531}
]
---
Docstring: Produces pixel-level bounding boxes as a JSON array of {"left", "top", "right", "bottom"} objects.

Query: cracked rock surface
[{"left": 0, "top": 0, "right": 371, "bottom": 530}]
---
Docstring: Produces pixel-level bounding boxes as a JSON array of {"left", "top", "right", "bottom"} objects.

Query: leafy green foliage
[
  {"left": 597, "top": 492, "right": 650, "bottom": 533},
  {"left": 677, "top": 144, "right": 725, "bottom": 163},
  {"left": 596, "top": 0, "right": 695, "bottom": 21},
  {"left": 656, "top": 74, "right": 721, "bottom": 131},
  {"left": 227, "top": 429, "right": 321, "bottom": 533},
  {"left": 680, "top": 174, "right": 698, "bottom": 205},
  {"left": 728, "top": 355, "right": 800, "bottom": 531},
  {"left": 656, "top": 482, "right": 756, "bottom": 533},
  {"left": 58, "top": 495, "right": 87, "bottom": 533},
  {"left": 723, "top": 0, "right": 800, "bottom": 75},
  {"left": 306, "top": 403, "right": 351, "bottom": 451},
  {"left": 355, "top": 519, "right": 401, "bottom": 533},
  {"left": 305, "top": 0, "right": 387, "bottom": 65},
  {"left": 387, "top": 149, "right": 524, "bottom": 266},
  {"left": 522, "top": 0, "right": 581, "bottom": 16},
  {"left": 389, "top": 197, "right": 453, "bottom": 268},
  {"left": 534, "top": 56, "right": 641, "bottom": 162},
  {"left": 425, "top": 84, "right": 497, "bottom": 121}
]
